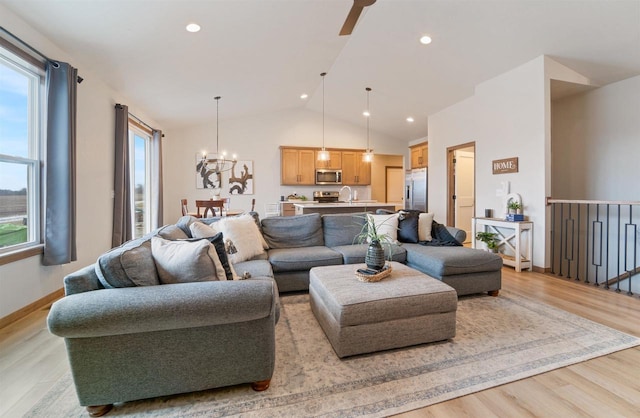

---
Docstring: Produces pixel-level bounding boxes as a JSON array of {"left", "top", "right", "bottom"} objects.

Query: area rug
[{"left": 27, "top": 290, "right": 639, "bottom": 417}]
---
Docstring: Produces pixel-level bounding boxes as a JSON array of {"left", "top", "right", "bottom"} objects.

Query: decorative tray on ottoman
[{"left": 355, "top": 264, "right": 392, "bottom": 282}]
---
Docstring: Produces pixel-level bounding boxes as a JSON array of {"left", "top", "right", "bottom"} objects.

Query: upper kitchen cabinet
[
  {"left": 341, "top": 151, "right": 371, "bottom": 185},
  {"left": 315, "top": 150, "right": 342, "bottom": 169},
  {"left": 281, "top": 147, "right": 316, "bottom": 185},
  {"left": 410, "top": 142, "right": 428, "bottom": 168}
]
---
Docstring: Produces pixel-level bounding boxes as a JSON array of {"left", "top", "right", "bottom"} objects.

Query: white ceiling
[{"left": 3, "top": 0, "right": 640, "bottom": 140}]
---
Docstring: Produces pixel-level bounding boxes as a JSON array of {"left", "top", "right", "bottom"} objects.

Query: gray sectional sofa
[
  {"left": 47, "top": 210, "right": 501, "bottom": 415},
  {"left": 223, "top": 212, "right": 502, "bottom": 296}
]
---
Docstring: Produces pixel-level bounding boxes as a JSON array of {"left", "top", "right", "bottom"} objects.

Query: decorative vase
[{"left": 365, "top": 239, "right": 385, "bottom": 271}]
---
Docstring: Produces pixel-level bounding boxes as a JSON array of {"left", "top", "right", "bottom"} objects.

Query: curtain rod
[
  {"left": 117, "top": 104, "right": 164, "bottom": 137},
  {"left": 0, "top": 25, "right": 83, "bottom": 83}
]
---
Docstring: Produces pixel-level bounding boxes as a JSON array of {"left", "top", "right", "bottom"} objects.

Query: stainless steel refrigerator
[{"left": 405, "top": 168, "right": 427, "bottom": 211}]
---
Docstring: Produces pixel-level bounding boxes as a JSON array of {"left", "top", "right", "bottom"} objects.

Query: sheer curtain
[
  {"left": 112, "top": 104, "right": 132, "bottom": 247},
  {"left": 42, "top": 61, "right": 77, "bottom": 265},
  {"left": 151, "top": 129, "right": 163, "bottom": 229}
]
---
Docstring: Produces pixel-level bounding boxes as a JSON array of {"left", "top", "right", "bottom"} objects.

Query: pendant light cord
[
  {"left": 321, "top": 72, "right": 326, "bottom": 150},
  {"left": 366, "top": 87, "right": 370, "bottom": 151},
  {"left": 215, "top": 96, "right": 221, "bottom": 154}
]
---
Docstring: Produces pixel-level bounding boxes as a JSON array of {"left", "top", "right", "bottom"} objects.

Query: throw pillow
[
  {"left": 181, "top": 232, "right": 239, "bottom": 280},
  {"left": 418, "top": 212, "right": 435, "bottom": 241},
  {"left": 190, "top": 221, "right": 219, "bottom": 239},
  {"left": 151, "top": 236, "right": 226, "bottom": 284},
  {"left": 397, "top": 210, "right": 420, "bottom": 243},
  {"left": 216, "top": 214, "right": 266, "bottom": 264},
  {"left": 368, "top": 213, "right": 399, "bottom": 243}
]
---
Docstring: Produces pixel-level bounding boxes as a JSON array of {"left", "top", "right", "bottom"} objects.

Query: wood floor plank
[{"left": 1, "top": 267, "right": 639, "bottom": 418}]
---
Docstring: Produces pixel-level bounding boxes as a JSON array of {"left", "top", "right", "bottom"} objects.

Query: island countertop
[{"left": 293, "top": 202, "right": 397, "bottom": 215}]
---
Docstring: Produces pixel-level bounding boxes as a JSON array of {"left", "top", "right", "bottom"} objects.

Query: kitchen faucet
[{"left": 340, "top": 185, "right": 352, "bottom": 203}]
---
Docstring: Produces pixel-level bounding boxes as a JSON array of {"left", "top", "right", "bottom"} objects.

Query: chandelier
[{"left": 200, "top": 96, "right": 237, "bottom": 173}]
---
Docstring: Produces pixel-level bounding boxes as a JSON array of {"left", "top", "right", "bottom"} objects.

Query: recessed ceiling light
[
  {"left": 186, "top": 23, "right": 201, "bottom": 33},
  {"left": 363, "top": 111, "right": 370, "bottom": 117},
  {"left": 300, "top": 93, "right": 308, "bottom": 99},
  {"left": 406, "top": 117, "right": 415, "bottom": 123},
  {"left": 419, "top": 35, "right": 432, "bottom": 45}
]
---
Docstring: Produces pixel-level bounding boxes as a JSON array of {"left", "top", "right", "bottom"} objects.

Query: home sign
[{"left": 492, "top": 157, "right": 518, "bottom": 174}]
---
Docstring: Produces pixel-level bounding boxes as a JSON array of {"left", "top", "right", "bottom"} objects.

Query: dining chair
[
  {"left": 181, "top": 199, "right": 200, "bottom": 218},
  {"left": 196, "top": 199, "right": 225, "bottom": 218}
]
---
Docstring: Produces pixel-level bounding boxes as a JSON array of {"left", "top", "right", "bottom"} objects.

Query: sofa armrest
[
  {"left": 63, "top": 264, "right": 104, "bottom": 295},
  {"left": 445, "top": 226, "right": 466, "bottom": 243},
  {"left": 48, "top": 280, "right": 277, "bottom": 339}
]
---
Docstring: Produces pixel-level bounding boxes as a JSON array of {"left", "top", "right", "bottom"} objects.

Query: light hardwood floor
[{"left": 0, "top": 269, "right": 638, "bottom": 418}]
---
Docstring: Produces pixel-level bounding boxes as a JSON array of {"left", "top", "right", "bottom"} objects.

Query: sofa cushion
[
  {"left": 232, "top": 259, "right": 274, "bottom": 279},
  {"left": 156, "top": 224, "right": 189, "bottom": 240},
  {"left": 268, "top": 246, "right": 343, "bottom": 272},
  {"left": 151, "top": 237, "right": 226, "bottom": 284},
  {"left": 95, "top": 236, "right": 159, "bottom": 288},
  {"left": 404, "top": 244, "right": 503, "bottom": 278},
  {"left": 331, "top": 243, "right": 407, "bottom": 264},
  {"left": 322, "top": 213, "right": 368, "bottom": 247},
  {"left": 262, "top": 213, "right": 324, "bottom": 249},
  {"left": 397, "top": 211, "right": 419, "bottom": 243}
]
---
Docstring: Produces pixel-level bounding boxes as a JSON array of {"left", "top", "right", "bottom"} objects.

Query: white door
[
  {"left": 454, "top": 150, "right": 474, "bottom": 243},
  {"left": 386, "top": 167, "right": 404, "bottom": 210}
]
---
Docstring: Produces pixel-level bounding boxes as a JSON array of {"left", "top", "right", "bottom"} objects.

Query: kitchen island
[{"left": 294, "top": 201, "right": 397, "bottom": 215}]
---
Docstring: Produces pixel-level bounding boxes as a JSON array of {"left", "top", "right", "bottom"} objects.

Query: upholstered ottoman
[{"left": 309, "top": 262, "right": 457, "bottom": 358}]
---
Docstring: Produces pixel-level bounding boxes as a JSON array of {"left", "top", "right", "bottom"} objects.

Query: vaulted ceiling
[{"left": 4, "top": 0, "right": 640, "bottom": 140}]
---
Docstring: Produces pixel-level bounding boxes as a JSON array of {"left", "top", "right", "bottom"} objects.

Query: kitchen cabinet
[
  {"left": 341, "top": 151, "right": 371, "bottom": 185},
  {"left": 315, "top": 150, "right": 342, "bottom": 169},
  {"left": 280, "top": 202, "right": 295, "bottom": 216},
  {"left": 281, "top": 148, "right": 316, "bottom": 185},
  {"left": 410, "top": 142, "right": 428, "bottom": 168}
]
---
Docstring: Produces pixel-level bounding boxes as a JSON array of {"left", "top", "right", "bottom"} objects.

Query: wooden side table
[{"left": 472, "top": 217, "right": 533, "bottom": 272}]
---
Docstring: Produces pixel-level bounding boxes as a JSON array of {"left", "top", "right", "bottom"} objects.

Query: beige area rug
[{"left": 28, "top": 290, "right": 639, "bottom": 417}]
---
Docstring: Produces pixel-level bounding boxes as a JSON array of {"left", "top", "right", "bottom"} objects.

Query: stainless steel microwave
[{"left": 315, "top": 169, "right": 342, "bottom": 185}]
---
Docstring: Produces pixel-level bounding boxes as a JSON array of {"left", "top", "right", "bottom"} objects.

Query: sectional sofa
[{"left": 47, "top": 211, "right": 501, "bottom": 414}]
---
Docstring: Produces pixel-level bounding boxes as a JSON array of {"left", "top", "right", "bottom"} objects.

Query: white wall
[
  {"left": 162, "top": 108, "right": 406, "bottom": 222},
  {"left": 428, "top": 55, "right": 627, "bottom": 269},
  {"left": 429, "top": 56, "right": 548, "bottom": 267},
  {"left": 551, "top": 75, "right": 640, "bottom": 200},
  {"left": 0, "top": 5, "right": 162, "bottom": 318}
]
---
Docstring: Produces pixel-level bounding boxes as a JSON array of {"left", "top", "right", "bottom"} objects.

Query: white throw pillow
[
  {"left": 216, "top": 214, "right": 266, "bottom": 264},
  {"left": 368, "top": 213, "right": 399, "bottom": 243},
  {"left": 151, "top": 237, "right": 226, "bottom": 284},
  {"left": 418, "top": 213, "right": 435, "bottom": 241}
]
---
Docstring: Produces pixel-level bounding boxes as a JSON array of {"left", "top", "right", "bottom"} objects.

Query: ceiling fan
[{"left": 339, "top": 0, "right": 377, "bottom": 36}]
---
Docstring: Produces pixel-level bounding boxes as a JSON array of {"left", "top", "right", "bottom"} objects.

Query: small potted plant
[
  {"left": 354, "top": 215, "right": 394, "bottom": 271},
  {"left": 475, "top": 231, "right": 499, "bottom": 253},
  {"left": 507, "top": 201, "right": 522, "bottom": 215}
]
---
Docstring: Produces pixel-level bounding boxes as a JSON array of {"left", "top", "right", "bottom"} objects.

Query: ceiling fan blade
[
  {"left": 339, "top": 0, "right": 376, "bottom": 36},
  {"left": 339, "top": 4, "right": 364, "bottom": 36}
]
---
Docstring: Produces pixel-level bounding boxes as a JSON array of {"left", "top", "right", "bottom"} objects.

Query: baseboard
[
  {"left": 0, "top": 288, "right": 64, "bottom": 329},
  {"left": 532, "top": 265, "right": 550, "bottom": 274}
]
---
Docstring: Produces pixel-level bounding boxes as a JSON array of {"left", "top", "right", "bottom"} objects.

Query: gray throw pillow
[{"left": 151, "top": 236, "right": 226, "bottom": 284}]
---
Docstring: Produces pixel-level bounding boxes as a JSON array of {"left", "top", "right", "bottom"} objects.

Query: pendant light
[
  {"left": 317, "top": 72, "right": 330, "bottom": 161},
  {"left": 362, "top": 87, "right": 374, "bottom": 162},
  {"left": 200, "top": 96, "right": 237, "bottom": 173}
]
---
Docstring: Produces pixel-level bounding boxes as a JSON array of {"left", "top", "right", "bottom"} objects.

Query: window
[
  {"left": 0, "top": 47, "right": 43, "bottom": 254},
  {"left": 129, "top": 122, "right": 152, "bottom": 239}
]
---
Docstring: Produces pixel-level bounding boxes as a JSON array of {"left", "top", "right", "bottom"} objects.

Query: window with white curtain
[{"left": 0, "top": 46, "right": 43, "bottom": 254}]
